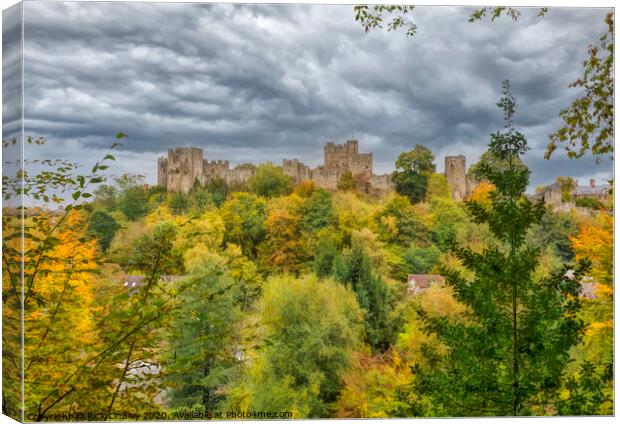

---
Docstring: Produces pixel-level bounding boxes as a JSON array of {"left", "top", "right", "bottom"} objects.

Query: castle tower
[
  {"left": 160, "top": 147, "right": 205, "bottom": 193},
  {"left": 445, "top": 155, "right": 467, "bottom": 201}
]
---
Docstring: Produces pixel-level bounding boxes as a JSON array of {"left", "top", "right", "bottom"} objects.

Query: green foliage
[
  {"left": 547, "top": 13, "right": 614, "bottom": 162},
  {"left": 249, "top": 163, "right": 292, "bottom": 198},
  {"left": 229, "top": 274, "right": 363, "bottom": 417},
  {"left": 165, "top": 256, "right": 242, "bottom": 409},
  {"left": 401, "top": 244, "right": 440, "bottom": 275},
  {"left": 313, "top": 236, "right": 339, "bottom": 278},
  {"left": 556, "top": 361, "right": 613, "bottom": 415},
  {"left": 297, "top": 187, "right": 335, "bottom": 231},
  {"left": 525, "top": 210, "right": 578, "bottom": 262},
  {"left": 127, "top": 221, "right": 183, "bottom": 274},
  {"left": 575, "top": 197, "right": 606, "bottom": 210},
  {"left": 392, "top": 145, "right": 435, "bottom": 204},
  {"left": 468, "top": 7, "right": 547, "bottom": 23},
  {"left": 429, "top": 197, "right": 468, "bottom": 251},
  {"left": 168, "top": 192, "right": 190, "bottom": 216},
  {"left": 425, "top": 173, "right": 451, "bottom": 200},
  {"left": 204, "top": 177, "right": 229, "bottom": 207},
  {"left": 187, "top": 185, "right": 214, "bottom": 214},
  {"left": 93, "top": 184, "right": 118, "bottom": 210},
  {"left": 220, "top": 192, "right": 267, "bottom": 258},
  {"left": 87, "top": 210, "right": 120, "bottom": 251},
  {"left": 119, "top": 185, "right": 150, "bottom": 221},
  {"left": 416, "top": 81, "right": 590, "bottom": 416},
  {"left": 354, "top": 5, "right": 417, "bottom": 37},
  {"left": 375, "top": 195, "right": 430, "bottom": 246},
  {"left": 555, "top": 176, "right": 576, "bottom": 203},
  {"left": 337, "top": 170, "right": 357, "bottom": 191},
  {"left": 334, "top": 243, "right": 395, "bottom": 353}
]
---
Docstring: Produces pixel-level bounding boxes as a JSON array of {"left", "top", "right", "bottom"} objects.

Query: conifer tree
[
  {"left": 415, "top": 81, "right": 590, "bottom": 416},
  {"left": 334, "top": 243, "right": 394, "bottom": 352}
]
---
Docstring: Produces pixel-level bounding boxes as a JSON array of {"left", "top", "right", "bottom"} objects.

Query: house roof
[{"left": 572, "top": 184, "right": 611, "bottom": 197}]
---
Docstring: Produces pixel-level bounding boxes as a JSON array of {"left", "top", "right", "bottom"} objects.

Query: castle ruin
[
  {"left": 157, "top": 147, "right": 256, "bottom": 193},
  {"left": 157, "top": 140, "right": 394, "bottom": 194},
  {"left": 444, "top": 155, "right": 478, "bottom": 201},
  {"left": 282, "top": 140, "right": 393, "bottom": 193},
  {"left": 157, "top": 141, "right": 477, "bottom": 200}
]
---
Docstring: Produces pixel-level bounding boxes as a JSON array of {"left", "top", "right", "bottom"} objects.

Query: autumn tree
[
  {"left": 258, "top": 197, "right": 311, "bottom": 274},
  {"left": 227, "top": 275, "right": 364, "bottom": 417},
  {"left": 392, "top": 145, "right": 435, "bottom": 204},
  {"left": 220, "top": 192, "right": 267, "bottom": 258},
  {"left": 337, "top": 170, "right": 357, "bottom": 191},
  {"left": 375, "top": 195, "right": 430, "bottom": 246},
  {"left": 249, "top": 163, "right": 292, "bottom": 198},
  {"left": 415, "top": 81, "right": 589, "bottom": 416}
]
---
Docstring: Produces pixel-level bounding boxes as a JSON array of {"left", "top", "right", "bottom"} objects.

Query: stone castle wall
[
  {"left": 158, "top": 142, "right": 478, "bottom": 201},
  {"left": 283, "top": 140, "right": 390, "bottom": 192},
  {"left": 158, "top": 148, "right": 256, "bottom": 193}
]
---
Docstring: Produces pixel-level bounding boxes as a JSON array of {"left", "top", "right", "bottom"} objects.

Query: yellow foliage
[
  {"left": 570, "top": 212, "right": 613, "bottom": 289},
  {"left": 469, "top": 181, "right": 496, "bottom": 203}
]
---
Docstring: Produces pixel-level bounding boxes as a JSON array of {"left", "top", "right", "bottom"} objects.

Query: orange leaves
[
  {"left": 469, "top": 181, "right": 496, "bottom": 203},
  {"left": 570, "top": 212, "right": 613, "bottom": 289}
]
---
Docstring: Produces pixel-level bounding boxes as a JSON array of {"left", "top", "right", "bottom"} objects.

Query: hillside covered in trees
[{"left": 2, "top": 87, "right": 613, "bottom": 420}]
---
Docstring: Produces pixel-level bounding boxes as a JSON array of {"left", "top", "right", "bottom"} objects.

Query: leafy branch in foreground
[
  {"left": 546, "top": 12, "right": 614, "bottom": 163},
  {"left": 353, "top": 5, "right": 547, "bottom": 38}
]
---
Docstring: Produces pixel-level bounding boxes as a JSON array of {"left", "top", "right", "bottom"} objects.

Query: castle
[
  {"left": 157, "top": 140, "right": 477, "bottom": 200},
  {"left": 282, "top": 140, "right": 393, "bottom": 193},
  {"left": 157, "top": 140, "right": 394, "bottom": 194},
  {"left": 444, "top": 155, "right": 478, "bottom": 200}
]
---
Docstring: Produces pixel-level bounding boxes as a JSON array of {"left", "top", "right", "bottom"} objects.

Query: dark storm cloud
[{"left": 21, "top": 2, "right": 612, "bottom": 188}]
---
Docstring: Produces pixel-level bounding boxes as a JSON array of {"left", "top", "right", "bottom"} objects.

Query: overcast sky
[{"left": 10, "top": 2, "right": 614, "bottom": 190}]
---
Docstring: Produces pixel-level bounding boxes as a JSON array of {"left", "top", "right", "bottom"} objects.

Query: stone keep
[
  {"left": 444, "top": 155, "right": 478, "bottom": 201},
  {"left": 157, "top": 147, "right": 256, "bottom": 193}
]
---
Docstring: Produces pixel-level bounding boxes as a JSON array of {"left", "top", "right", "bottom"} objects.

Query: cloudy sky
[{"left": 9, "top": 1, "right": 614, "bottom": 190}]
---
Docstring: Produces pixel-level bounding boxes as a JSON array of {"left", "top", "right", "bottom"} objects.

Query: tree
[
  {"left": 415, "top": 81, "right": 589, "bottom": 416},
  {"left": 164, "top": 255, "right": 242, "bottom": 410},
  {"left": 337, "top": 170, "right": 357, "bottom": 191},
  {"left": 375, "top": 195, "right": 430, "bottom": 246},
  {"left": 429, "top": 197, "right": 468, "bottom": 252},
  {"left": 425, "top": 173, "right": 451, "bottom": 201},
  {"left": 525, "top": 210, "right": 578, "bottom": 262},
  {"left": 313, "top": 235, "right": 339, "bottom": 278},
  {"left": 249, "top": 163, "right": 292, "bottom": 198},
  {"left": 119, "top": 184, "right": 150, "bottom": 221},
  {"left": 87, "top": 210, "right": 120, "bottom": 251},
  {"left": 546, "top": 13, "right": 614, "bottom": 163},
  {"left": 400, "top": 243, "right": 440, "bottom": 275},
  {"left": 168, "top": 191, "right": 190, "bottom": 216},
  {"left": 227, "top": 274, "right": 364, "bottom": 417},
  {"left": 127, "top": 221, "right": 183, "bottom": 275},
  {"left": 258, "top": 200, "right": 311, "bottom": 275},
  {"left": 296, "top": 187, "right": 335, "bottom": 231},
  {"left": 392, "top": 145, "right": 435, "bottom": 204},
  {"left": 334, "top": 243, "right": 395, "bottom": 353},
  {"left": 555, "top": 176, "right": 576, "bottom": 202},
  {"left": 220, "top": 192, "right": 267, "bottom": 258},
  {"left": 204, "top": 176, "right": 229, "bottom": 207}
]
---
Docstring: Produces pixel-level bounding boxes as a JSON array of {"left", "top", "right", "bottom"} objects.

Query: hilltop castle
[
  {"left": 157, "top": 140, "right": 477, "bottom": 200},
  {"left": 157, "top": 140, "right": 394, "bottom": 194}
]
